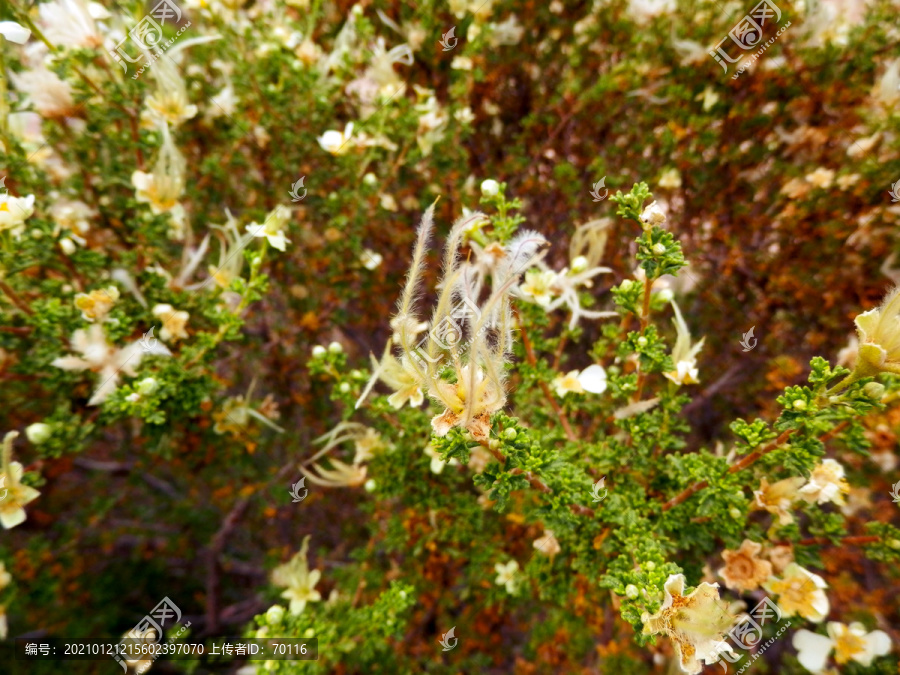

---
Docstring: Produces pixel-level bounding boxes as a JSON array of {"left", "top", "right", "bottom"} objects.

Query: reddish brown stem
[
  {"left": 0, "top": 280, "right": 34, "bottom": 316},
  {"left": 796, "top": 535, "right": 880, "bottom": 547},
  {"left": 509, "top": 468, "right": 553, "bottom": 494}
]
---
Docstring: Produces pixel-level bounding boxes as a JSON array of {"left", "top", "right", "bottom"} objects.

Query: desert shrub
[{"left": 0, "top": 0, "right": 898, "bottom": 673}]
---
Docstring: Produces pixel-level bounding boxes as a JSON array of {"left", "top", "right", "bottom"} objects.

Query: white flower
[
  {"left": 552, "top": 365, "right": 607, "bottom": 397},
  {"left": 533, "top": 529, "right": 560, "bottom": 557},
  {"left": 11, "top": 66, "right": 75, "bottom": 118},
  {"left": 805, "top": 167, "right": 835, "bottom": 189},
  {"left": 480, "top": 179, "right": 500, "bottom": 196},
  {"left": 793, "top": 622, "right": 891, "bottom": 673},
  {"left": 247, "top": 205, "right": 291, "bottom": 251},
  {"left": 640, "top": 201, "right": 666, "bottom": 227},
  {"left": 494, "top": 560, "right": 520, "bottom": 594},
  {"left": 798, "top": 458, "right": 849, "bottom": 506},
  {"left": 51, "top": 325, "right": 171, "bottom": 405},
  {"left": 0, "top": 21, "right": 31, "bottom": 44},
  {"left": 0, "top": 194, "right": 36, "bottom": 237},
  {"left": 0, "top": 432, "right": 41, "bottom": 529},
  {"left": 361, "top": 248, "right": 383, "bottom": 270},
  {"left": 39, "top": 0, "right": 109, "bottom": 49},
  {"left": 131, "top": 127, "right": 186, "bottom": 216},
  {"left": 664, "top": 300, "right": 704, "bottom": 385},
  {"left": 49, "top": 198, "right": 93, "bottom": 235},
  {"left": 318, "top": 123, "right": 354, "bottom": 155},
  {"left": 424, "top": 442, "right": 458, "bottom": 474},
  {"left": 489, "top": 15, "right": 524, "bottom": 46}
]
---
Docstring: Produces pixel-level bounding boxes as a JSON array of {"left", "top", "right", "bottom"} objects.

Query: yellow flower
[
  {"left": 762, "top": 563, "right": 829, "bottom": 622},
  {"left": 271, "top": 536, "right": 322, "bottom": 615},
  {"left": 74, "top": 286, "right": 120, "bottom": 322},
  {"left": 853, "top": 287, "right": 900, "bottom": 375},
  {"left": 0, "top": 432, "right": 41, "bottom": 529},
  {"left": 641, "top": 574, "right": 736, "bottom": 675},
  {"left": 718, "top": 539, "right": 772, "bottom": 592},
  {"left": 152, "top": 303, "right": 190, "bottom": 342}
]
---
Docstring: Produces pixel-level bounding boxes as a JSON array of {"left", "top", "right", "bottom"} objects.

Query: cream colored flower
[
  {"left": 640, "top": 201, "right": 666, "bottom": 227},
  {"left": 271, "top": 536, "right": 322, "bottom": 615},
  {"left": 39, "top": 0, "right": 108, "bottom": 48},
  {"left": 11, "top": 67, "right": 75, "bottom": 118},
  {"left": 152, "top": 304, "right": 190, "bottom": 342},
  {"left": 356, "top": 341, "right": 425, "bottom": 410},
  {"left": 553, "top": 370, "right": 584, "bottom": 397},
  {"left": 301, "top": 459, "right": 367, "bottom": 488},
  {"left": 641, "top": 574, "right": 736, "bottom": 675},
  {"left": 131, "top": 128, "right": 186, "bottom": 215},
  {"left": 793, "top": 622, "right": 891, "bottom": 673},
  {"left": 246, "top": 205, "right": 291, "bottom": 252},
  {"left": 49, "top": 198, "right": 93, "bottom": 235},
  {"left": 853, "top": 287, "right": 900, "bottom": 376},
  {"left": 74, "top": 287, "right": 119, "bottom": 322},
  {"left": 0, "top": 193, "right": 36, "bottom": 237},
  {"left": 318, "top": 123, "right": 354, "bottom": 155},
  {"left": 664, "top": 300, "right": 704, "bottom": 386},
  {"left": 658, "top": 167, "right": 682, "bottom": 189},
  {"left": 533, "top": 530, "right": 560, "bottom": 557},
  {"left": 753, "top": 476, "right": 805, "bottom": 525},
  {"left": 762, "top": 563, "right": 829, "bottom": 622},
  {"left": 145, "top": 58, "right": 198, "bottom": 128},
  {"left": 352, "top": 428, "right": 384, "bottom": 465},
  {"left": 798, "top": 458, "right": 849, "bottom": 506},
  {"left": 519, "top": 269, "right": 557, "bottom": 307},
  {"left": 766, "top": 545, "right": 794, "bottom": 574},
  {"left": 51, "top": 325, "right": 171, "bottom": 405},
  {"left": 0, "top": 432, "right": 41, "bottom": 529},
  {"left": 424, "top": 442, "right": 458, "bottom": 474},
  {"left": 718, "top": 539, "right": 772, "bottom": 592},
  {"left": 361, "top": 248, "right": 383, "bottom": 270},
  {"left": 494, "top": 560, "right": 520, "bottom": 594},
  {"left": 805, "top": 167, "right": 835, "bottom": 189}
]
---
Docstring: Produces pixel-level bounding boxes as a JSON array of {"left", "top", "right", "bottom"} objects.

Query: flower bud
[
  {"left": 136, "top": 377, "right": 159, "bottom": 396},
  {"left": 266, "top": 605, "right": 285, "bottom": 624},
  {"left": 625, "top": 584, "right": 639, "bottom": 599},
  {"left": 729, "top": 507, "right": 741, "bottom": 519},
  {"left": 25, "top": 423, "right": 52, "bottom": 445},
  {"left": 312, "top": 345, "right": 326, "bottom": 357},
  {"left": 656, "top": 288, "right": 674, "bottom": 303},
  {"left": 620, "top": 279, "right": 634, "bottom": 290},
  {"left": 503, "top": 428, "right": 517, "bottom": 440},
  {"left": 363, "top": 172, "right": 377, "bottom": 186},
  {"left": 571, "top": 256, "right": 588, "bottom": 274},
  {"left": 637, "top": 336, "right": 648, "bottom": 348},
  {"left": 480, "top": 179, "right": 500, "bottom": 197},
  {"left": 863, "top": 382, "right": 885, "bottom": 399},
  {"left": 792, "top": 399, "right": 807, "bottom": 411},
  {"left": 364, "top": 479, "right": 376, "bottom": 492},
  {"left": 328, "top": 341, "right": 343, "bottom": 354},
  {"left": 889, "top": 539, "right": 900, "bottom": 550},
  {"left": 652, "top": 243, "right": 666, "bottom": 255},
  {"left": 645, "top": 561, "right": 655, "bottom": 570},
  {"left": 339, "top": 382, "right": 350, "bottom": 393}
]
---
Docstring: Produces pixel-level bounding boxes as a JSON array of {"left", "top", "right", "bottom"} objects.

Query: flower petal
[
  {"left": 792, "top": 629, "right": 833, "bottom": 673},
  {"left": 578, "top": 364, "right": 608, "bottom": 393}
]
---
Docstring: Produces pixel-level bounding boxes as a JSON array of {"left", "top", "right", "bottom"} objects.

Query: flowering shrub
[{"left": 1, "top": 0, "right": 899, "bottom": 673}]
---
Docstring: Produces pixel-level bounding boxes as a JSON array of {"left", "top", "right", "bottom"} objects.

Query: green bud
[
  {"left": 889, "top": 539, "right": 900, "bottom": 550},
  {"left": 863, "top": 382, "right": 885, "bottom": 399},
  {"left": 503, "top": 428, "right": 517, "bottom": 440},
  {"left": 266, "top": 605, "right": 285, "bottom": 624},
  {"left": 792, "top": 399, "right": 807, "bottom": 411},
  {"left": 637, "top": 337, "right": 648, "bottom": 348},
  {"left": 652, "top": 243, "right": 666, "bottom": 255},
  {"left": 328, "top": 341, "right": 343, "bottom": 354},
  {"left": 729, "top": 507, "right": 742, "bottom": 519},
  {"left": 625, "top": 584, "right": 638, "bottom": 599},
  {"left": 136, "top": 377, "right": 159, "bottom": 396},
  {"left": 644, "top": 561, "right": 655, "bottom": 570},
  {"left": 339, "top": 382, "right": 351, "bottom": 393},
  {"left": 25, "top": 423, "right": 52, "bottom": 445},
  {"left": 312, "top": 345, "right": 326, "bottom": 357}
]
